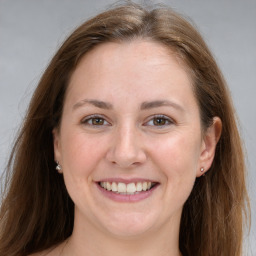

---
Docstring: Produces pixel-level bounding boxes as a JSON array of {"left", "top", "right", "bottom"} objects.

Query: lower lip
[{"left": 96, "top": 183, "right": 159, "bottom": 202}]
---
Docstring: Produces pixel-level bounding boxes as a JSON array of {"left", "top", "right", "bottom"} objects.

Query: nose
[{"left": 106, "top": 125, "right": 147, "bottom": 168}]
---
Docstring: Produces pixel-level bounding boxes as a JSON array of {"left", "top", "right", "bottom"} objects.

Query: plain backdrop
[{"left": 0, "top": 0, "right": 255, "bottom": 254}]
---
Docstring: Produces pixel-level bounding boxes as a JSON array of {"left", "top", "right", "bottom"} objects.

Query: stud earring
[
  {"left": 200, "top": 167, "right": 204, "bottom": 172},
  {"left": 56, "top": 162, "right": 62, "bottom": 172}
]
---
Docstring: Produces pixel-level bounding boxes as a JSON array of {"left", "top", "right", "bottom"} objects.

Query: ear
[
  {"left": 52, "top": 128, "right": 62, "bottom": 172},
  {"left": 197, "top": 117, "right": 222, "bottom": 177}
]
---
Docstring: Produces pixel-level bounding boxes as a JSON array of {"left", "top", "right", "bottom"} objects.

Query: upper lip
[{"left": 94, "top": 178, "right": 159, "bottom": 184}]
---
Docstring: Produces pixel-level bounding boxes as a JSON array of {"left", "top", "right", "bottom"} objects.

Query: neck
[{"left": 63, "top": 210, "right": 182, "bottom": 256}]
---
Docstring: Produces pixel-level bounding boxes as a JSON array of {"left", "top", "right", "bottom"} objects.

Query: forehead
[
  {"left": 65, "top": 40, "right": 196, "bottom": 109},
  {"left": 73, "top": 40, "right": 188, "bottom": 75}
]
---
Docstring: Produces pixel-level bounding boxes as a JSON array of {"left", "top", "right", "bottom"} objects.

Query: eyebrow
[
  {"left": 73, "top": 99, "right": 113, "bottom": 110},
  {"left": 72, "top": 99, "right": 184, "bottom": 112},
  {"left": 140, "top": 100, "right": 184, "bottom": 111}
]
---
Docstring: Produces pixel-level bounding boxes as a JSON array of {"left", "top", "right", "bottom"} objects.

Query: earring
[
  {"left": 56, "top": 161, "right": 62, "bottom": 172},
  {"left": 200, "top": 167, "right": 204, "bottom": 172}
]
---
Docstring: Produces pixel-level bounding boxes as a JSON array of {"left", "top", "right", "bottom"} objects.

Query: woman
[{"left": 0, "top": 2, "right": 250, "bottom": 256}]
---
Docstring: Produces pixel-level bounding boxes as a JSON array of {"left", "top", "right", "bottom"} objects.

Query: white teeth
[
  {"left": 106, "top": 182, "right": 111, "bottom": 191},
  {"left": 117, "top": 182, "right": 126, "bottom": 193},
  {"left": 142, "top": 182, "right": 148, "bottom": 191},
  {"left": 126, "top": 183, "right": 136, "bottom": 193},
  {"left": 136, "top": 182, "right": 142, "bottom": 192},
  {"left": 99, "top": 181, "right": 155, "bottom": 194},
  {"left": 111, "top": 182, "right": 118, "bottom": 192}
]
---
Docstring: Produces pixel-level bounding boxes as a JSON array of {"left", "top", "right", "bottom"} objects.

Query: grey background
[{"left": 0, "top": 0, "right": 255, "bottom": 254}]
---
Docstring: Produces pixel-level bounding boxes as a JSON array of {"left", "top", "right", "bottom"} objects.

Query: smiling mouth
[{"left": 98, "top": 181, "right": 157, "bottom": 195}]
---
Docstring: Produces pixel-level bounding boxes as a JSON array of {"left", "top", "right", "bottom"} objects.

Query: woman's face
[{"left": 53, "top": 40, "right": 214, "bottom": 238}]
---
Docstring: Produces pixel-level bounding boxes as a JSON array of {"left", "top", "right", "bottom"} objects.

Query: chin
[{"left": 98, "top": 211, "right": 159, "bottom": 238}]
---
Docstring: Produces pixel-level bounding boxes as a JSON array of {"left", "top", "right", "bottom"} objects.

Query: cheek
[
  {"left": 137, "top": 131, "right": 202, "bottom": 220},
  {"left": 60, "top": 129, "right": 108, "bottom": 180},
  {"left": 150, "top": 131, "right": 202, "bottom": 202},
  {"left": 153, "top": 133, "right": 201, "bottom": 172},
  {"left": 59, "top": 130, "right": 109, "bottom": 205}
]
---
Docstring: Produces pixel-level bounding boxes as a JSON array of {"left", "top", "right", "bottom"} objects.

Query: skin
[{"left": 39, "top": 40, "right": 221, "bottom": 256}]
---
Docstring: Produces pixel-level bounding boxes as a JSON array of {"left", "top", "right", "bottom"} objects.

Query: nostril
[{"left": 105, "top": 138, "right": 147, "bottom": 168}]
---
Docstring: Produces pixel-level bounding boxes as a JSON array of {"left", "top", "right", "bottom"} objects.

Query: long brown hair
[{"left": 0, "top": 2, "right": 250, "bottom": 255}]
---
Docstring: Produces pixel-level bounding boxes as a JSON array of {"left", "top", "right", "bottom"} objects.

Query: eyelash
[
  {"left": 144, "top": 115, "right": 174, "bottom": 127},
  {"left": 81, "top": 115, "right": 111, "bottom": 126},
  {"left": 81, "top": 114, "right": 174, "bottom": 128}
]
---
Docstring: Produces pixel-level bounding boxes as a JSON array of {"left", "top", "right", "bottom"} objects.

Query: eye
[
  {"left": 81, "top": 115, "right": 111, "bottom": 126},
  {"left": 144, "top": 115, "right": 173, "bottom": 127}
]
